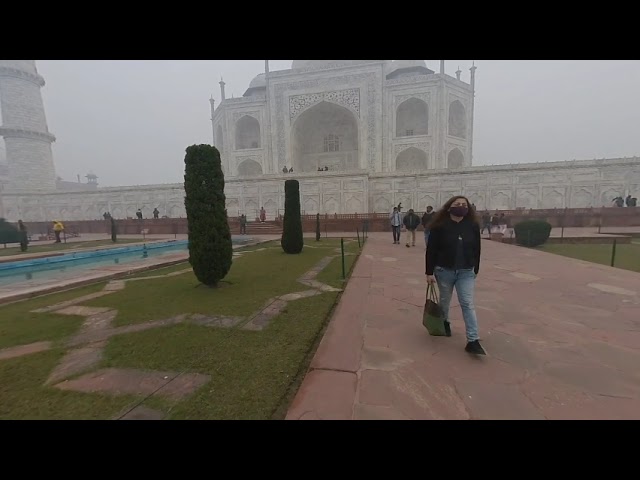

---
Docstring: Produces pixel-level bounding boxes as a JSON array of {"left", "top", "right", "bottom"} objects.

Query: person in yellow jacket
[{"left": 53, "top": 220, "right": 64, "bottom": 243}]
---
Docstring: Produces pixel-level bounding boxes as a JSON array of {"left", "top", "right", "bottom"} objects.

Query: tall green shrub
[
  {"left": 514, "top": 220, "right": 552, "bottom": 247},
  {"left": 281, "top": 179, "right": 303, "bottom": 254},
  {"left": 0, "top": 219, "right": 21, "bottom": 245},
  {"left": 111, "top": 217, "right": 118, "bottom": 243},
  {"left": 184, "top": 144, "right": 232, "bottom": 286},
  {"left": 315, "top": 213, "right": 321, "bottom": 241}
]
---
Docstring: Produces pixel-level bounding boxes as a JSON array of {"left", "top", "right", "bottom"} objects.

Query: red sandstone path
[{"left": 286, "top": 232, "right": 640, "bottom": 420}]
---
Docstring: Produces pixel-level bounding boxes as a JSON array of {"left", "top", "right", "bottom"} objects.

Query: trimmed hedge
[
  {"left": 183, "top": 144, "right": 232, "bottom": 286},
  {"left": 0, "top": 219, "right": 21, "bottom": 245},
  {"left": 514, "top": 220, "right": 552, "bottom": 247},
  {"left": 281, "top": 179, "right": 303, "bottom": 254}
]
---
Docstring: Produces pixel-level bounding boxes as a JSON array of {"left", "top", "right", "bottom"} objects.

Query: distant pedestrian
[
  {"left": 389, "top": 206, "right": 402, "bottom": 244},
  {"left": 421, "top": 206, "right": 435, "bottom": 247},
  {"left": 402, "top": 208, "right": 421, "bottom": 247}
]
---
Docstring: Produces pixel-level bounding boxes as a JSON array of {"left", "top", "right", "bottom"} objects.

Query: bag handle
[{"left": 426, "top": 283, "right": 439, "bottom": 303}]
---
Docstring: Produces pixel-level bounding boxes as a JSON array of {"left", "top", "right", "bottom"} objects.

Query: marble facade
[{"left": 1, "top": 60, "right": 639, "bottom": 222}]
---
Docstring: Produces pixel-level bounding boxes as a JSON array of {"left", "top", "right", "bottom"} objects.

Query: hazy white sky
[{"left": 3, "top": 60, "right": 640, "bottom": 187}]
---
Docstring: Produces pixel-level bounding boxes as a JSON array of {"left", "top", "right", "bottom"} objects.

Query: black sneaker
[
  {"left": 465, "top": 340, "right": 486, "bottom": 355},
  {"left": 444, "top": 321, "right": 452, "bottom": 337}
]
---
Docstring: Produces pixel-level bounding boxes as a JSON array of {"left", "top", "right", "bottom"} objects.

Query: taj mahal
[{"left": 0, "top": 59, "right": 639, "bottom": 222}]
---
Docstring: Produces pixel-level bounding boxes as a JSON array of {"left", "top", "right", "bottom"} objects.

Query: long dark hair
[{"left": 429, "top": 196, "right": 479, "bottom": 229}]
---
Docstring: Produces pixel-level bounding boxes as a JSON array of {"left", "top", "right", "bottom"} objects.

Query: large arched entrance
[
  {"left": 237, "top": 158, "right": 263, "bottom": 176},
  {"left": 396, "top": 98, "right": 428, "bottom": 137},
  {"left": 235, "top": 115, "right": 261, "bottom": 150},
  {"left": 291, "top": 101, "right": 359, "bottom": 173}
]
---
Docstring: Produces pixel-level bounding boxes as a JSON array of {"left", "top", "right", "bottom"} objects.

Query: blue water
[{"left": 0, "top": 237, "right": 251, "bottom": 287}]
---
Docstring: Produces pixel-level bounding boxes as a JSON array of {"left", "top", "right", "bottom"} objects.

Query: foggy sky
[{"left": 3, "top": 60, "right": 640, "bottom": 187}]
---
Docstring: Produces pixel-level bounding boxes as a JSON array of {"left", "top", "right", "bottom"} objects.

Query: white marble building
[{"left": 1, "top": 60, "right": 639, "bottom": 222}]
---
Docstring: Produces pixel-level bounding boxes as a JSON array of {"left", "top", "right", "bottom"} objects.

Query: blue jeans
[
  {"left": 424, "top": 229, "right": 430, "bottom": 247},
  {"left": 434, "top": 267, "right": 479, "bottom": 342}
]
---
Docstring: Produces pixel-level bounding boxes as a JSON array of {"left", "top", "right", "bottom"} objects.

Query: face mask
[{"left": 449, "top": 206, "right": 468, "bottom": 217}]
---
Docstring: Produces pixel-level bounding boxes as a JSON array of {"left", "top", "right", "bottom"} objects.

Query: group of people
[{"left": 390, "top": 199, "right": 486, "bottom": 356}]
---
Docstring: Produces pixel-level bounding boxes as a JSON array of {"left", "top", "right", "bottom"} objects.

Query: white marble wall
[{"left": 2, "top": 158, "right": 638, "bottom": 222}]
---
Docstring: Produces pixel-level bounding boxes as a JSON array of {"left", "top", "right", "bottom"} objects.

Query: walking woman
[{"left": 425, "top": 196, "right": 485, "bottom": 355}]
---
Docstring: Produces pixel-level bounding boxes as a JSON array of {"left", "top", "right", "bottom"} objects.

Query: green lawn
[
  {"left": 315, "top": 239, "right": 360, "bottom": 289},
  {"left": 0, "top": 238, "right": 361, "bottom": 420},
  {"left": 0, "top": 283, "right": 106, "bottom": 350},
  {"left": 84, "top": 239, "right": 355, "bottom": 327},
  {"left": 538, "top": 242, "right": 640, "bottom": 273},
  {"left": 0, "top": 238, "right": 141, "bottom": 257},
  {"left": 102, "top": 292, "right": 339, "bottom": 419},
  {"left": 0, "top": 349, "right": 139, "bottom": 420}
]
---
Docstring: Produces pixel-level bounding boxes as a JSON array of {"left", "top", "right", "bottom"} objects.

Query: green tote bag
[{"left": 422, "top": 284, "right": 447, "bottom": 336}]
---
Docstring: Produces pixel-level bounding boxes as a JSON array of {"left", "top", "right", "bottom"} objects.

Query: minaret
[
  {"left": 440, "top": 60, "right": 445, "bottom": 74},
  {"left": 265, "top": 60, "right": 272, "bottom": 174},
  {"left": 455, "top": 66, "right": 462, "bottom": 80},
  {"left": 0, "top": 60, "right": 57, "bottom": 191},
  {"left": 209, "top": 95, "right": 216, "bottom": 146},
  {"left": 219, "top": 78, "right": 226, "bottom": 101},
  {"left": 468, "top": 62, "right": 477, "bottom": 166}
]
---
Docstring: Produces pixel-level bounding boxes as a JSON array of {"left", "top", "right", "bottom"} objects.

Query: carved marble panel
[
  {"left": 321, "top": 181, "right": 339, "bottom": 192},
  {"left": 323, "top": 194, "right": 340, "bottom": 214},
  {"left": 395, "top": 193, "right": 413, "bottom": 210},
  {"left": 599, "top": 186, "right": 624, "bottom": 205},
  {"left": 441, "top": 179, "right": 462, "bottom": 189},
  {"left": 542, "top": 173, "right": 567, "bottom": 183},
  {"left": 303, "top": 196, "right": 319, "bottom": 214},
  {"left": 490, "top": 176, "right": 513, "bottom": 186},
  {"left": 274, "top": 71, "right": 378, "bottom": 169},
  {"left": 373, "top": 195, "right": 392, "bottom": 213},
  {"left": 515, "top": 188, "right": 538, "bottom": 209},
  {"left": 260, "top": 184, "right": 280, "bottom": 194},
  {"left": 571, "top": 187, "right": 595, "bottom": 208},
  {"left": 345, "top": 194, "right": 364, "bottom": 213},
  {"left": 601, "top": 169, "right": 627, "bottom": 181},
  {"left": 343, "top": 180, "right": 364, "bottom": 191},
  {"left": 394, "top": 142, "right": 430, "bottom": 158},
  {"left": 289, "top": 88, "right": 360, "bottom": 122},
  {"left": 394, "top": 178, "right": 416, "bottom": 190},
  {"left": 518, "top": 175, "right": 541, "bottom": 185},
  {"left": 232, "top": 110, "right": 261, "bottom": 123},
  {"left": 371, "top": 181, "right": 393, "bottom": 192},
  {"left": 245, "top": 198, "right": 259, "bottom": 215},
  {"left": 541, "top": 187, "right": 565, "bottom": 208},
  {"left": 417, "top": 194, "right": 437, "bottom": 209},
  {"left": 395, "top": 92, "right": 431, "bottom": 106},
  {"left": 227, "top": 198, "right": 239, "bottom": 214},
  {"left": 490, "top": 190, "right": 512, "bottom": 210},
  {"left": 463, "top": 177, "right": 487, "bottom": 187}
]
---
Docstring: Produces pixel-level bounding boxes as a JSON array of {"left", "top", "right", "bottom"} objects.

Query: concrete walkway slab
[{"left": 286, "top": 233, "right": 640, "bottom": 420}]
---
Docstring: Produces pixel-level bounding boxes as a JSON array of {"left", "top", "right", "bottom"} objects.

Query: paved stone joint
[{"left": 0, "top": 251, "right": 344, "bottom": 419}]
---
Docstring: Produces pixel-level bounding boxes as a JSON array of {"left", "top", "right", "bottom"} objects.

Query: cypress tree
[
  {"left": 281, "top": 179, "right": 303, "bottom": 254},
  {"left": 184, "top": 144, "right": 232, "bottom": 286}
]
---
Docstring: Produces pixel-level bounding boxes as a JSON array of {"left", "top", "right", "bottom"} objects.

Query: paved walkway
[{"left": 286, "top": 232, "right": 640, "bottom": 420}]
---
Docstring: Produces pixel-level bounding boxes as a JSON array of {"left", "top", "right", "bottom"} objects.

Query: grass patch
[
  {"left": 0, "top": 238, "right": 140, "bottom": 257},
  {"left": 538, "top": 242, "right": 640, "bottom": 273},
  {"left": 102, "top": 291, "right": 341, "bottom": 419},
  {"left": 0, "top": 238, "right": 358, "bottom": 419},
  {"left": 124, "top": 262, "right": 192, "bottom": 279},
  {"left": 83, "top": 239, "right": 352, "bottom": 327},
  {"left": 315, "top": 239, "right": 361, "bottom": 289},
  {"left": 0, "top": 348, "right": 138, "bottom": 420},
  {"left": 0, "top": 283, "right": 106, "bottom": 350}
]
